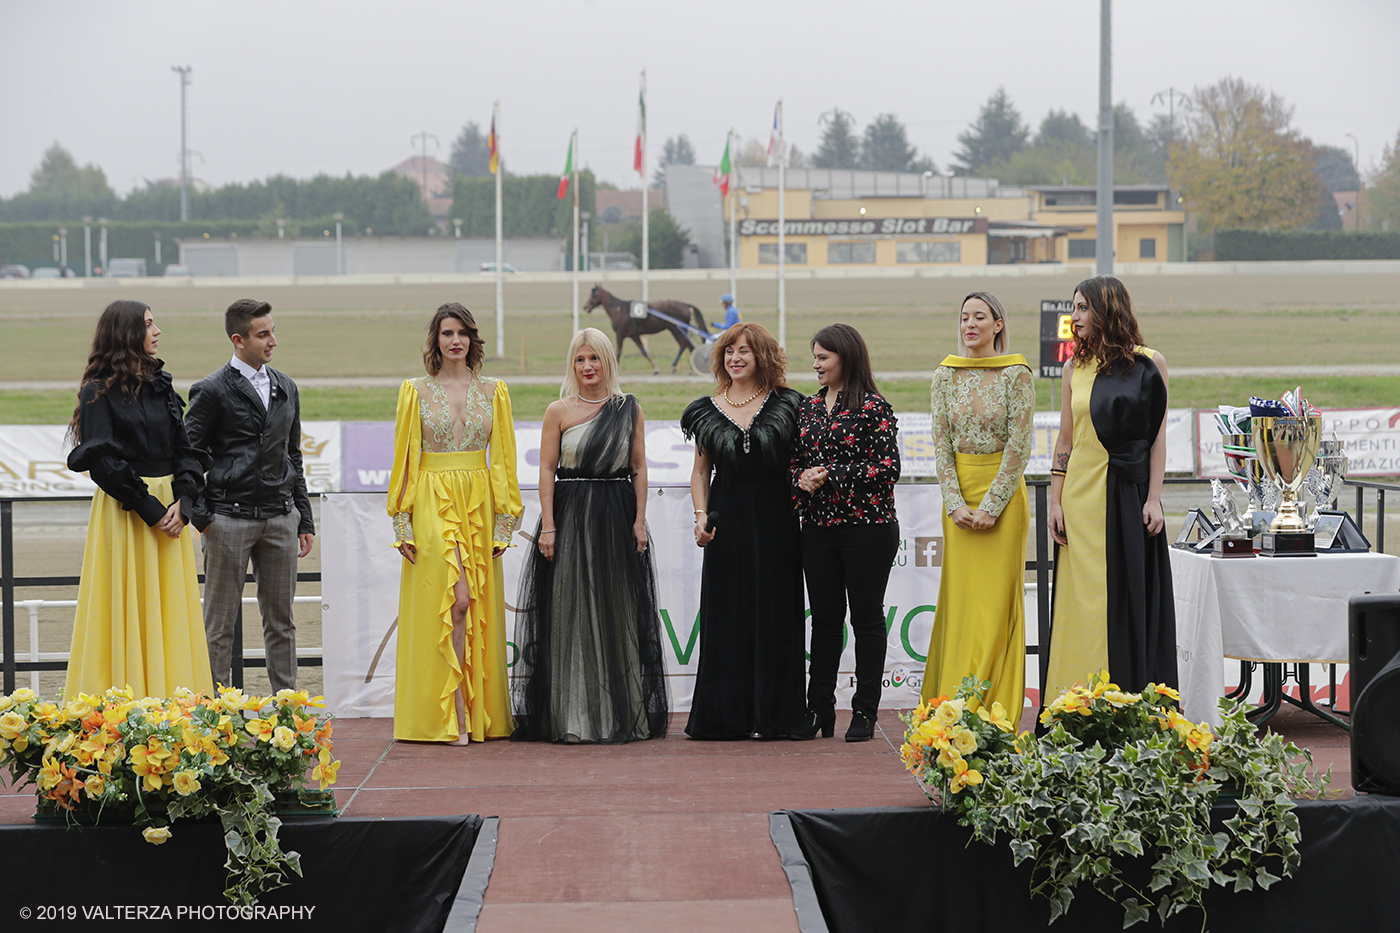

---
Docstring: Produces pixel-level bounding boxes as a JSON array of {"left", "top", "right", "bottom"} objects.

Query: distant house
[
  {"left": 392, "top": 156, "right": 454, "bottom": 221},
  {"left": 1333, "top": 191, "right": 1369, "bottom": 231},
  {"left": 596, "top": 187, "right": 667, "bottom": 223}
]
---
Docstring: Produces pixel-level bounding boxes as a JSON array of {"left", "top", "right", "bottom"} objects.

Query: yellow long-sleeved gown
[{"left": 388, "top": 375, "right": 522, "bottom": 742}]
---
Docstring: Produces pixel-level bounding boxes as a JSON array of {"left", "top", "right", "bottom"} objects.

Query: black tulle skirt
[{"left": 511, "top": 477, "right": 669, "bottom": 743}]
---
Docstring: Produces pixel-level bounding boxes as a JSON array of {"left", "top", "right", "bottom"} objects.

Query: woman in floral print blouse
[{"left": 790, "top": 323, "right": 901, "bottom": 741}]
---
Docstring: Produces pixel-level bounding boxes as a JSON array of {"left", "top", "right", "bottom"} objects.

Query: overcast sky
[{"left": 4, "top": 0, "right": 1397, "bottom": 199}]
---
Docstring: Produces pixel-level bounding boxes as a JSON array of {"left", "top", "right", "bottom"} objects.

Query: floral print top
[
  {"left": 929, "top": 354, "right": 1035, "bottom": 517},
  {"left": 790, "top": 387, "right": 901, "bottom": 527}
]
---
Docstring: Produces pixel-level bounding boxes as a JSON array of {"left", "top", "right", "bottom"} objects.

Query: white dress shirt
[{"left": 230, "top": 354, "right": 271, "bottom": 410}]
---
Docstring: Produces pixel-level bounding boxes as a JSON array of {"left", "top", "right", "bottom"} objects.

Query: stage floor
[{"left": 0, "top": 705, "right": 1352, "bottom": 932}]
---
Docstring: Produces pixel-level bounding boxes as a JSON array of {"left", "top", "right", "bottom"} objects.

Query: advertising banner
[
  {"left": 1196, "top": 406, "right": 1400, "bottom": 478},
  {"left": 319, "top": 485, "right": 1045, "bottom": 718}
]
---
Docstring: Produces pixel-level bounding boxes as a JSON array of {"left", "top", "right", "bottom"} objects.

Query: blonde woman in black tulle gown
[{"left": 511, "top": 328, "right": 669, "bottom": 743}]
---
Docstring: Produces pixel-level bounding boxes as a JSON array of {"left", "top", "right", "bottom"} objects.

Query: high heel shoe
[
  {"left": 845, "top": 711, "right": 876, "bottom": 742},
  {"left": 789, "top": 708, "right": 835, "bottom": 740}
]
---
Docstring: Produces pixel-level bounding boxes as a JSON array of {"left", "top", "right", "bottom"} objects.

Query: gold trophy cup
[{"left": 1252, "top": 415, "right": 1322, "bottom": 555}]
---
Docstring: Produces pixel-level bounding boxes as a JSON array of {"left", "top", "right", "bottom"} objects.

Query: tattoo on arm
[{"left": 1055, "top": 452, "right": 1070, "bottom": 471}]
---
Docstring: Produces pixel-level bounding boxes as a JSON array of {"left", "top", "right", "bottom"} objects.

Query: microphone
[{"left": 704, "top": 510, "right": 718, "bottom": 533}]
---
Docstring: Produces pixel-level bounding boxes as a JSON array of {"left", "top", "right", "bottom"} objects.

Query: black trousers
[{"left": 800, "top": 522, "right": 900, "bottom": 720}]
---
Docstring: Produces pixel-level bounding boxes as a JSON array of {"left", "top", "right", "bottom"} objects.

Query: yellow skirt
[
  {"left": 921, "top": 452, "right": 1029, "bottom": 713},
  {"left": 65, "top": 475, "right": 213, "bottom": 699},
  {"left": 394, "top": 450, "right": 513, "bottom": 742}
]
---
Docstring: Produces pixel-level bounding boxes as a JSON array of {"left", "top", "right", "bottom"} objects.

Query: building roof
[{"left": 392, "top": 156, "right": 454, "bottom": 219}]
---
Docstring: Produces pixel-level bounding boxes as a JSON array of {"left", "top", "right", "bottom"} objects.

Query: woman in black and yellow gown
[
  {"left": 1046, "top": 275, "right": 1176, "bottom": 697},
  {"left": 66, "top": 299, "right": 213, "bottom": 699},
  {"left": 512, "top": 328, "right": 669, "bottom": 743},
  {"left": 388, "top": 303, "right": 522, "bottom": 744},
  {"left": 682, "top": 322, "right": 806, "bottom": 739},
  {"left": 922, "top": 292, "right": 1034, "bottom": 715}
]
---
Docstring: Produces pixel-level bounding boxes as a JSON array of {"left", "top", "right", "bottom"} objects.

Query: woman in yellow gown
[
  {"left": 388, "top": 303, "right": 522, "bottom": 744},
  {"left": 1046, "top": 276, "right": 1175, "bottom": 700},
  {"left": 66, "top": 300, "right": 213, "bottom": 699},
  {"left": 921, "top": 293, "right": 1034, "bottom": 715}
]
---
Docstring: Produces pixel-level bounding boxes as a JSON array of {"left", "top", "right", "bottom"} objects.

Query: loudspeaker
[{"left": 1349, "top": 594, "right": 1400, "bottom": 795}]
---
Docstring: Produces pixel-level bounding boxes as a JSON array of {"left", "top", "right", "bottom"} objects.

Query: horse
[{"left": 584, "top": 285, "right": 710, "bottom": 374}]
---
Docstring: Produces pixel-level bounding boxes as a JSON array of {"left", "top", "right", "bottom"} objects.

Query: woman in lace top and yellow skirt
[
  {"left": 921, "top": 292, "right": 1035, "bottom": 715},
  {"left": 388, "top": 303, "right": 523, "bottom": 744}
]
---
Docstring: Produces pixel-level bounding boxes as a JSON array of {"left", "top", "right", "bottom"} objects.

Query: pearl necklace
[
  {"left": 723, "top": 385, "right": 763, "bottom": 407},
  {"left": 576, "top": 393, "right": 608, "bottom": 404}
]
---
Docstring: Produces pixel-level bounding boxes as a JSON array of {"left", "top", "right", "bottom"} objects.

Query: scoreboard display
[{"left": 1038, "top": 299, "right": 1075, "bottom": 378}]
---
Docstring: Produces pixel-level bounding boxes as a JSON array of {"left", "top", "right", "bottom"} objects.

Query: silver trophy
[
  {"left": 1221, "top": 432, "right": 1271, "bottom": 536},
  {"left": 1306, "top": 439, "right": 1347, "bottom": 526},
  {"left": 1209, "top": 478, "right": 1254, "bottom": 556}
]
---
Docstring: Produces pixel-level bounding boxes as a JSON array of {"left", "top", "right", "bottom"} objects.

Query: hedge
[{"left": 1214, "top": 229, "right": 1400, "bottom": 261}]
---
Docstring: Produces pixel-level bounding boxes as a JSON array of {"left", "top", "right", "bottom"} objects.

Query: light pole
[
  {"left": 172, "top": 66, "right": 192, "bottom": 221},
  {"left": 580, "top": 212, "right": 590, "bottom": 271},
  {"left": 333, "top": 212, "right": 344, "bottom": 274},
  {"left": 1094, "top": 0, "right": 1114, "bottom": 276},
  {"left": 1345, "top": 132, "right": 1361, "bottom": 232},
  {"left": 155, "top": 233, "right": 162, "bottom": 266},
  {"left": 453, "top": 217, "right": 463, "bottom": 239},
  {"left": 58, "top": 227, "right": 67, "bottom": 270},
  {"left": 98, "top": 217, "right": 109, "bottom": 275},
  {"left": 276, "top": 218, "right": 285, "bottom": 240},
  {"left": 82, "top": 216, "right": 92, "bottom": 277},
  {"left": 921, "top": 170, "right": 933, "bottom": 198}
]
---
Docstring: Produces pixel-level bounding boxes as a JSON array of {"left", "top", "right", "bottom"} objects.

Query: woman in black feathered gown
[{"left": 682, "top": 322, "right": 807, "bottom": 739}]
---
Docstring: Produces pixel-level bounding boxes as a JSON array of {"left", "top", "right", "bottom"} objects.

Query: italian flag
[
  {"left": 633, "top": 84, "right": 646, "bottom": 176},
  {"left": 557, "top": 136, "right": 573, "bottom": 200},
  {"left": 713, "top": 136, "right": 731, "bottom": 198}
]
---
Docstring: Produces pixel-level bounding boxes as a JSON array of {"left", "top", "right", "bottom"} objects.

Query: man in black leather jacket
[{"left": 186, "top": 299, "right": 314, "bottom": 692}]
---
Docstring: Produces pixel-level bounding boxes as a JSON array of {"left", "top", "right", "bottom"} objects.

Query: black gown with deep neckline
[{"left": 681, "top": 387, "right": 807, "bottom": 739}]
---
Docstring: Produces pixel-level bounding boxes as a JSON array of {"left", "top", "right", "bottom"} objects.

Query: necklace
[
  {"left": 723, "top": 385, "right": 763, "bottom": 407},
  {"left": 576, "top": 393, "right": 608, "bottom": 404}
]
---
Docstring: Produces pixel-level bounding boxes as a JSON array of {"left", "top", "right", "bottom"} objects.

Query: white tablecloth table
[{"left": 1171, "top": 548, "right": 1400, "bottom": 727}]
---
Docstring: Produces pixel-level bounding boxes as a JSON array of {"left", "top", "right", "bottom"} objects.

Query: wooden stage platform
[{"left": 0, "top": 705, "right": 1354, "bottom": 933}]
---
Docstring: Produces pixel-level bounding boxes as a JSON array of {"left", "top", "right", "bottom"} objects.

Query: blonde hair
[
  {"left": 559, "top": 328, "right": 625, "bottom": 404},
  {"left": 956, "top": 291, "right": 1010, "bottom": 354}
]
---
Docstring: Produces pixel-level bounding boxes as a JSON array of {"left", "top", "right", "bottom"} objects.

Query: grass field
[{"left": 3, "top": 270, "right": 1398, "bottom": 421}]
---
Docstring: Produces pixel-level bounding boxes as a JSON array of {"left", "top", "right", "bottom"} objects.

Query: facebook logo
[{"left": 914, "top": 536, "right": 942, "bottom": 567}]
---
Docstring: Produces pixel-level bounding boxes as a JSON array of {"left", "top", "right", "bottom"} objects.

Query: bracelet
[
  {"left": 693, "top": 509, "right": 707, "bottom": 516},
  {"left": 539, "top": 529, "right": 556, "bottom": 535},
  {"left": 1049, "top": 468, "right": 1067, "bottom": 477}
]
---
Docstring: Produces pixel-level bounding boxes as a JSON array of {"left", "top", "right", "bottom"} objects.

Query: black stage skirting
[
  {"left": 0, "top": 814, "right": 486, "bottom": 932},
  {"left": 778, "top": 797, "right": 1400, "bottom": 933}
]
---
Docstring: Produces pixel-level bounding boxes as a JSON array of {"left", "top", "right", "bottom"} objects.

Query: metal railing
[
  {"left": 1, "top": 495, "right": 322, "bottom": 694},
  {"left": 4, "top": 479, "right": 1397, "bottom": 695}
]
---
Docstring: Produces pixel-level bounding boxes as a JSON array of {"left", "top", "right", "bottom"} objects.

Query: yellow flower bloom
[
  {"left": 64, "top": 698, "right": 93, "bottom": 719},
  {"left": 173, "top": 770, "right": 202, "bottom": 796},
  {"left": 0, "top": 710, "right": 26, "bottom": 740},
  {"left": 142, "top": 826, "right": 172, "bottom": 845},
  {"left": 964, "top": 768, "right": 983, "bottom": 786},
  {"left": 245, "top": 718, "right": 274, "bottom": 742},
  {"left": 38, "top": 756, "right": 62, "bottom": 791},
  {"left": 243, "top": 695, "right": 269, "bottom": 712},
  {"left": 0, "top": 696, "right": 13, "bottom": 713},
  {"left": 84, "top": 774, "right": 106, "bottom": 798},
  {"left": 935, "top": 698, "right": 965, "bottom": 725},
  {"left": 276, "top": 689, "right": 312, "bottom": 708},
  {"left": 951, "top": 729, "right": 978, "bottom": 756},
  {"left": 10, "top": 687, "right": 37, "bottom": 703},
  {"left": 271, "top": 726, "right": 297, "bottom": 751},
  {"left": 312, "top": 755, "right": 341, "bottom": 789},
  {"left": 1101, "top": 690, "right": 1140, "bottom": 708},
  {"left": 1154, "top": 684, "right": 1181, "bottom": 702},
  {"left": 936, "top": 746, "right": 961, "bottom": 770},
  {"left": 949, "top": 772, "right": 969, "bottom": 793},
  {"left": 173, "top": 686, "right": 195, "bottom": 700}
]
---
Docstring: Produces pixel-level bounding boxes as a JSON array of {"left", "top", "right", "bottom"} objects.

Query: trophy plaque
[{"left": 1253, "top": 415, "right": 1322, "bottom": 556}]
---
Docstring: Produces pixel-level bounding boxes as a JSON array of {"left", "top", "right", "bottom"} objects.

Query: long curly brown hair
[
  {"left": 68, "top": 300, "right": 159, "bottom": 444},
  {"left": 711, "top": 322, "right": 787, "bottom": 392},
  {"left": 1070, "top": 275, "right": 1144, "bottom": 373}
]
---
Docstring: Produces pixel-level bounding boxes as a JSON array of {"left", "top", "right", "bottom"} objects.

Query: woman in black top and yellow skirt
[
  {"left": 66, "top": 300, "right": 213, "bottom": 698},
  {"left": 922, "top": 293, "right": 1034, "bottom": 716}
]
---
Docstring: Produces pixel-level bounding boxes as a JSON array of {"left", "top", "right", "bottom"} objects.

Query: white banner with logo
[
  {"left": 319, "top": 485, "right": 1050, "bottom": 719},
  {"left": 1196, "top": 406, "right": 1400, "bottom": 478},
  {"left": 0, "top": 421, "right": 342, "bottom": 496}
]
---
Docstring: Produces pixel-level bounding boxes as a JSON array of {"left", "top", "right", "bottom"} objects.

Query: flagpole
[
  {"left": 494, "top": 99, "right": 505, "bottom": 360},
  {"left": 571, "top": 128, "right": 580, "bottom": 336},
  {"left": 777, "top": 99, "right": 786, "bottom": 351},
  {"left": 640, "top": 69, "right": 649, "bottom": 307},
  {"left": 728, "top": 128, "right": 737, "bottom": 306}
]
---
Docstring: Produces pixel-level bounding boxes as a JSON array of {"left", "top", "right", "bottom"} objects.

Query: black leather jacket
[{"left": 185, "top": 363, "right": 315, "bottom": 535}]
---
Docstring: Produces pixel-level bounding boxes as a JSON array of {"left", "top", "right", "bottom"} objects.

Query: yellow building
[{"left": 726, "top": 170, "right": 1185, "bottom": 267}]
